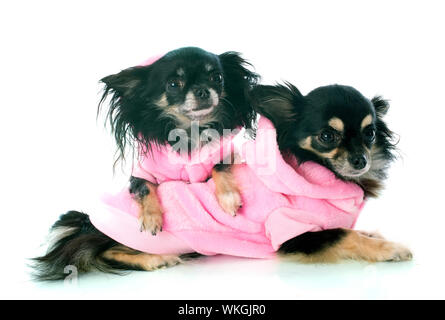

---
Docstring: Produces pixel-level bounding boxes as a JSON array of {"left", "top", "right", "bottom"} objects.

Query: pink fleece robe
[
  {"left": 132, "top": 135, "right": 235, "bottom": 185},
  {"left": 89, "top": 117, "right": 365, "bottom": 258}
]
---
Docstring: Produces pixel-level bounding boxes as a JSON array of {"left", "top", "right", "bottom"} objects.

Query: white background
[{"left": 1, "top": 0, "right": 445, "bottom": 299}]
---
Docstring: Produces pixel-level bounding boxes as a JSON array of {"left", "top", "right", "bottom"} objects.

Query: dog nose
[
  {"left": 194, "top": 87, "right": 210, "bottom": 100},
  {"left": 349, "top": 154, "right": 367, "bottom": 170}
]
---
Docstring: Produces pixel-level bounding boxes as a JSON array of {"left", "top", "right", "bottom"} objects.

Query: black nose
[
  {"left": 349, "top": 154, "right": 367, "bottom": 170},
  {"left": 194, "top": 87, "right": 210, "bottom": 100}
]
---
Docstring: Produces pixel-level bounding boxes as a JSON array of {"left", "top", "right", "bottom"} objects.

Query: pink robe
[{"left": 90, "top": 117, "right": 365, "bottom": 258}]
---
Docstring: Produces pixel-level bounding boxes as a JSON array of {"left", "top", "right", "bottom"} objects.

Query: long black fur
[
  {"left": 252, "top": 83, "right": 397, "bottom": 256},
  {"left": 32, "top": 211, "right": 123, "bottom": 280},
  {"left": 34, "top": 47, "right": 257, "bottom": 280},
  {"left": 278, "top": 229, "right": 348, "bottom": 255},
  {"left": 252, "top": 83, "right": 396, "bottom": 196},
  {"left": 32, "top": 211, "right": 202, "bottom": 280},
  {"left": 98, "top": 47, "right": 258, "bottom": 165}
]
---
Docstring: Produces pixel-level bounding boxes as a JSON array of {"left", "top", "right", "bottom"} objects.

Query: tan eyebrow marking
[
  {"left": 361, "top": 114, "right": 373, "bottom": 129},
  {"left": 328, "top": 117, "right": 344, "bottom": 132},
  {"left": 177, "top": 68, "right": 185, "bottom": 76},
  {"left": 299, "top": 136, "right": 338, "bottom": 159},
  {"left": 205, "top": 64, "right": 213, "bottom": 71}
]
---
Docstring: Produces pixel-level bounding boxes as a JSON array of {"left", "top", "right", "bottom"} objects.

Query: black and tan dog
[
  {"left": 252, "top": 83, "right": 412, "bottom": 262},
  {"left": 33, "top": 47, "right": 259, "bottom": 280},
  {"left": 32, "top": 79, "right": 411, "bottom": 280},
  {"left": 100, "top": 47, "right": 258, "bottom": 234}
]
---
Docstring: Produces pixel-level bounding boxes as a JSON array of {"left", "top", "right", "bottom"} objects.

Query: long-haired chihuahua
[
  {"left": 32, "top": 47, "right": 258, "bottom": 280},
  {"left": 252, "top": 83, "right": 412, "bottom": 262},
  {"left": 100, "top": 47, "right": 258, "bottom": 234}
]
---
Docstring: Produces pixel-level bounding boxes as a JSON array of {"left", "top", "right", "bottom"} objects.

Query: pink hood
[{"left": 90, "top": 117, "right": 365, "bottom": 258}]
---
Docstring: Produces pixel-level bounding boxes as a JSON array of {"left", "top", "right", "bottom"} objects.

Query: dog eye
[
  {"left": 318, "top": 130, "right": 340, "bottom": 144},
  {"left": 166, "top": 79, "right": 183, "bottom": 92},
  {"left": 363, "top": 127, "right": 376, "bottom": 142},
  {"left": 210, "top": 73, "right": 223, "bottom": 84}
]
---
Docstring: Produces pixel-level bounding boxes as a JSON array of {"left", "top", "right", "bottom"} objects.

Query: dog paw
[
  {"left": 138, "top": 211, "right": 163, "bottom": 236},
  {"left": 142, "top": 255, "right": 182, "bottom": 271},
  {"left": 156, "top": 255, "right": 183, "bottom": 269},
  {"left": 381, "top": 242, "right": 413, "bottom": 262},
  {"left": 216, "top": 191, "right": 242, "bottom": 217},
  {"left": 386, "top": 244, "right": 413, "bottom": 262}
]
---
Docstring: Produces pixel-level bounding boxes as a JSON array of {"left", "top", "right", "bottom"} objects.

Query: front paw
[
  {"left": 139, "top": 211, "right": 163, "bottom": 236},
  {"left": 384, "top": 243, "right": 413, "bottom": 262},
  {"left": 377, "top": 242, "right": 413, "bottom": 262},
  {"left": 216, "top": 190, "right": 243, "bottom": 217}
]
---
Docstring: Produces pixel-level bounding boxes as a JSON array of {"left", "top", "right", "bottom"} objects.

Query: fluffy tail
[{"left": 32, "top": 210, "right": 122, "bottom": 281}]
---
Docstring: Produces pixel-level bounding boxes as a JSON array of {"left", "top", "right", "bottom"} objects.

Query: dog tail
[{"left": 32, "top": 210, "right": 123, "bottom": 281}]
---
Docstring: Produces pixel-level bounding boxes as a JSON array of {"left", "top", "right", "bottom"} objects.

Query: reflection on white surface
[{"left": 4, "top": 247, "right": 429, "bottom": 299}]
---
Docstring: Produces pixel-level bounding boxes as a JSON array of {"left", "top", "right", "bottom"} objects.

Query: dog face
[
  {"left": 155, "top": 49, "right": 225, "bottom": 122},
  {"left": 252, "top": 83, "right": 396, "bottom": 197},
  {"left": 296, "top": 86, "right": 379, "bottom": 178},
  {"left": 99, "top": 47, "right": 258, "bottom": 158}
]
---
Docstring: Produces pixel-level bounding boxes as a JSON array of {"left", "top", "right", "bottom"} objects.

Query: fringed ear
[
  {"left": 371, "top": 96, "right": 390, "bottom": 118},
  {"left": 218, "top": 51, "right": 259, "bottom": 130},
  {"left": 98, "top": 65, "right": 151, "bottom": 167},
  {"left": 218, "top": 51, "right": 259, "bottom": 89},
  {"left": 100, "top": 65, "right": 150, "bottom": 99},
  {"left": 251, "top": 82, "right": 303, "bottom": 127}
]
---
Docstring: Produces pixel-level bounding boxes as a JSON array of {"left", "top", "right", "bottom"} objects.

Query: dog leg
[
  {"left": 212, "top": 164, "right": 242, "bottom": 216},
  {"left": 102, "top": 245, "right": 182, "bottom": 271},
  {"left": 278, "top": 228, "right": 412, "bottom": 263},
  {"left": 129, "top": 176, "right": 163, "bottom": 235}
]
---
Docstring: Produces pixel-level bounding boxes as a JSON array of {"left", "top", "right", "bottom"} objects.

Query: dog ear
[
  {"left": 100, "top": 66, "right": 149, "bottom": 98},
  {"left": 251, "top": 82, "right": 303, "bottom": 126},
  {"left": 371, "top": 96, "right": 390, "bottom": 117},
  {"left": 218, "top": 51, "right": 259, "bottom": 89},
  {"left": 218, "top": 51, "right": 259, "bottom": 130}
]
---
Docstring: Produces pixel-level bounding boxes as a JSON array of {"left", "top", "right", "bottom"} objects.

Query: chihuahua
[
  {"left": 252, "top": 83, "right": 412, "bottom": 262},
  {"left": 100, "top": 47, "right": 258, "bottom": 234}
]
